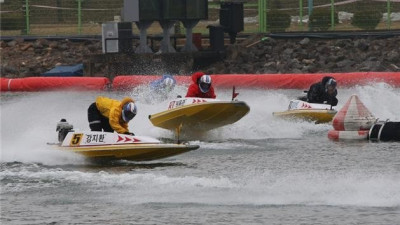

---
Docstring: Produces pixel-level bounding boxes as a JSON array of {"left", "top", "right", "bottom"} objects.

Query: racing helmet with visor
[
  {"left": 163, "top": 77, "right": 175, "bottom": 92},
  {"left": 325, "top": 78, "right": 337, "bottom": 94},
  {"left": 198, "top": 75, "right": 212, "bottom": 93},
  {"left": 122, "top": 102, "right": 137, "bottom": 122}
]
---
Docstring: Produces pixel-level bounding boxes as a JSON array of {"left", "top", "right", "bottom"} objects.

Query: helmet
[
  {"left": 122, "top": 102, "right": 137, "bottom": 122},
  {"left": 198, "top": 75, "right": 212, "bottom": 93},
  {"left": 325, "top": 78, "right": 337, "bottom": 90},
  {"left": 162, "top": 77, "right": 175, "bottom": 92}
]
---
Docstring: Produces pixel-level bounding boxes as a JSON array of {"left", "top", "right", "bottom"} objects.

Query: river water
[{"left": 1, "top": 83, "right": 400, "bottom": 225}]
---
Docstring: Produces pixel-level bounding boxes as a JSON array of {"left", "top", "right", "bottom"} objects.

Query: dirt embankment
[
  {"left": 207, "top": 35, "right": 400, "bottom": 74},
  {"left": 1, "top": 38, "right": 102, "bottom": 77},
  {"left": 1, "top": 35, "right": 399, "bottom": 78}
]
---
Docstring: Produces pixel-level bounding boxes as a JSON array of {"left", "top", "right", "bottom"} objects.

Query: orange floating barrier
[
  {"left": 1, "top": 77, "right": 110, "bottom": 92},
  {"left": 113, "top": 72, "right": 400, "bottom": 90}
]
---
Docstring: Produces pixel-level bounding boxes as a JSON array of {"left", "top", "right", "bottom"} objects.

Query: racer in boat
[
  {"left": 88, "top": 96, "right": 137, "bottom": 135},
  {"left": 185, "top": 72, "right": 216, "bottom": 98},
  {"left": 305, "top": 76, "right": 338, "bottom": 106},
  {"left": 150, "top": 74, "right": 176, "bottom": 94},
  {"left": 149, "top": 74, "right": 176, "bottom": 100}
]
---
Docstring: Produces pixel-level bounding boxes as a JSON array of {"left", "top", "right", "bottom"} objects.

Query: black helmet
[{"left": 325, "top": 78, "right": 337, "bottom": 90}]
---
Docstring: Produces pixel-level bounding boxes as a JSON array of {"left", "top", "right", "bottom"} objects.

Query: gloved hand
[{"left": 124, "top": 132, "right": 135, "bottom": 136}]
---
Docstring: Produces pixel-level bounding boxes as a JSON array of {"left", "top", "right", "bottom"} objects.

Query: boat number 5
[{"left": 70, "top": 133, "right": 83, "bottom": 146}]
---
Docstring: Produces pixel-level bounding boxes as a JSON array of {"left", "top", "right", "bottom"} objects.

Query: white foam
[
  {"left": 1, "top": 158, "right": 399, "bottom": 207},
  {"left": 97, "top": 170, "right": 400, "bottom": 207}
]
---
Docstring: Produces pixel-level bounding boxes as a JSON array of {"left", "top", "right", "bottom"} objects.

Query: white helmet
[
  {"left": 163, "top": 77, "right": 175, "bottom": 91},
  {"left": 199, "top": 75, "right": 211, "bottom": 93}
]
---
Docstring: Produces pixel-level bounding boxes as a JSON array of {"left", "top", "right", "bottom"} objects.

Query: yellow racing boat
[
  {"left": 149, "top": 97, "right": 250, "bottom": 132},
  {"left": 50, "top": 120, "right": 199, "bottom": 161},
  {"left": 273, "top": 100, "right": 337, "bottom": 124}
]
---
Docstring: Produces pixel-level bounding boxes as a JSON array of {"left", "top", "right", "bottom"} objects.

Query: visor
[
  {"left": 199, "top": 83, "right": 211, "bottom": 93},
  {"left": 122, "top": 110, "right": 135, "bottom": 122},
  {"left": 122, "top": 103, "right": 137, "bottom": 122}
]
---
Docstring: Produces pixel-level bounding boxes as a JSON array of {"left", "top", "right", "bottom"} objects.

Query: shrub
[
  {"left": 309, "top": 8, "right": 339, "bottom": 31},
  {"left": 266, "top": 10, "right": 291, "bottom": 32},
  {"left": 0, "top": 13, "right": 25, "bottom": 31},
  {"left": 351, "top": 10, "right": 381, "bottom": 30}
]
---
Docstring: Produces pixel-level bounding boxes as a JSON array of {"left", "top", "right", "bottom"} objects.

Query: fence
[{"left": 1, "top": 0, "right": 400, "bottom": 36}]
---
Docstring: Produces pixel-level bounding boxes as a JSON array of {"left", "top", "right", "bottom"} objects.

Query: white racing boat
[
  {"left": 49, "top": 119, "right": 199, "bottom": 161},
  {"left": 273, "top": 100, "right": 337, "bottom": 123}
]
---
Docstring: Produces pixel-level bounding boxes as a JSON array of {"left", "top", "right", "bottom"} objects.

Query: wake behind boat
[
  {"left": 49, "top": 120, "right": 199, "bottom": 161},
  {"left": 148, "top": 97, "right": 250, "bottom": 132},
  {"left": 273, "top": 100, "right": 337, "bottom": 124}
]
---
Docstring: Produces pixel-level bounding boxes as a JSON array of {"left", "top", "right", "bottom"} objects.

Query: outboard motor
[
  {"left": 369, "top": 120, "right": 400, "bottom": 142},
  {"left": 56, "top": 119, "right": 74, "bottom": 143}
]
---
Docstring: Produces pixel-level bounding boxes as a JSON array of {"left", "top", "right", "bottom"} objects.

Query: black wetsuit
[
  {"left": 87, "top": 103, "right": 113, "bottom": 132},
  {"left": 306, "top": 76, "right": 338, "bottom": 106}
]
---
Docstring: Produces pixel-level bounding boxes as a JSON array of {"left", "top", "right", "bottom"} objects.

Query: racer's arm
[
  {"left": 109, "top": 109, "right": 129, "bottom": 134},
  {"left": 307, "top": 84, "right": 322, "bottom": 103},
  {"left": 185, "top": 84, "right": 198, "bottom": 97},
  {"left": 327, "top": 89, "right": 338, "bottom": 106}
]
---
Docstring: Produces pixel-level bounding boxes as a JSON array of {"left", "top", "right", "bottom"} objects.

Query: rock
[
  {"left": 15, "top": 38, "right": 25, "bottom": 44},
  {"left": 48, "top": 42, "right": 58, "bottom": 49},
  {"left": 299, "top": 38, "right": 310, "bottom": 45},
  {"left": 336, "top": 59, "right": 355, "bottom": 68},
  {"left": 264, "top": 37, "right": 277, "bottom": 46},
  {"left": 34, "top": 48, "right": 43, "bottom": 54},
  {"left": 334, "top": 39, "right": 352, "bottom": 48},
  {"left": 3, "top": 65, "right": 19, "bottom": 74},
  {"left": 387, "top": 50, "right": 400, "bottom": 62},
  {"left": 360, "top": 60, "right": 381, "bottom": 71},
  {"left": 20, "top": 43, "right": 33, "bottom": 51},
  {"left": 7, "top": 41, "right": 17, "bottom": 47},
  {"left": 87, "top": 44, "right": 99, "bottom": 52},
  {"left": 283, "top": 48, "right": 294, "bottom": 55},
  {"left": 302, "top": 59, "right": 315, "bottom": 65},
  {"left": 0, "top": 36, "right": 399, "bottom": 77},
  {"left": 0, "top": 41, "right": 7, "bottom": 48},
  {"left": 389, "top": 64, "right": 400, "bottom": 71},
  {"left": 354, "top": 39, "right": 369, "bottom": 51},
  {"left": 59, "top": 44, "right": 69, "bottom": 51}
]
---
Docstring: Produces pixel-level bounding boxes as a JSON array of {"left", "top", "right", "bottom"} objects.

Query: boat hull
[
  {"left": 59, "top": 143, "right": 199, "bottom": 161},
  {"left": 273, "top": 109, "right": 337, "bottom": 123},
  {"left": 53, "top": 131, "right": 199, "bottom": 161},
  {"left": 149, "top": 101, "right": 250, "bottom": 131}
]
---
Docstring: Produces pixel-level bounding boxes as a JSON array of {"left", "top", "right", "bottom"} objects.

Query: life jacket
[{"left": 95, "top": 96, "right": 134, "bottom": 133}]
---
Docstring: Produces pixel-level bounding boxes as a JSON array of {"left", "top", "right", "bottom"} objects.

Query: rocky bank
[{"left": 1, "top": 35, "right": 399, "bottom": 78}]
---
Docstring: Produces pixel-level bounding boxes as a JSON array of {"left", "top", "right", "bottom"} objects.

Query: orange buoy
[
  {"left": 328, "top": 95, "right": 376, "bottom": 141},
  {"left": 328, "top": 130, "right": 369, "bottom": 141}
]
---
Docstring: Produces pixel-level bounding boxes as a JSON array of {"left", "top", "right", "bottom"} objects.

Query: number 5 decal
[{"left": 70, "top": 133, "right": 83, "bottom": 146}]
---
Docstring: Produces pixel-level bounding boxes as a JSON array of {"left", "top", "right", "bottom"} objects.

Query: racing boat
[
  {"left": 148, "top": 97, "right": 250, "bottom": 133},
  {"left": 50, "top": 119, "right": 199, "bottom": 161},
  {"left": 273, "top": 100, "right": 337, "bottom": 123}
]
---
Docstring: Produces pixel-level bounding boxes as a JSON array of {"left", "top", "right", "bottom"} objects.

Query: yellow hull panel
[
  {"left": 60, "top": 144, "right": 199, "bottom": 161},
  {"left": 273, "top": 109, "right": 337, "bottom": 123},
  {"left": 149, "top": 101, "right": 250, "bottom": 131}
]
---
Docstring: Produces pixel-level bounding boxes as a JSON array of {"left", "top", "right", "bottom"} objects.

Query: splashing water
[{"left": 0, "top": 83, "right": 399, "bottom": 164}]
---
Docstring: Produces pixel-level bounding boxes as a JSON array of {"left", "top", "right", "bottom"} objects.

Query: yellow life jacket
[{"left": 95, "top": 96, "right": 134, "bottom": 134}]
